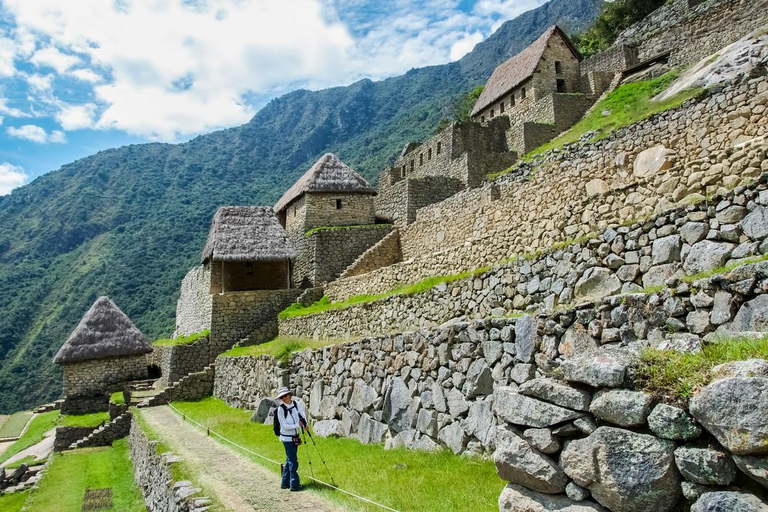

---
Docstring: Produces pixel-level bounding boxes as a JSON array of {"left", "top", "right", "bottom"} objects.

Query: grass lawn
[
  {"left": 221, "top": 337, "right": 341, "bottom": 363},
  {"left": 110, "top": 391, "right": 126, "bottom": 405},
  {"left": 59, "top": 412, "right": 110, "bottom": 428},
  {"left": 153, "top": 329, "right": 210, "bottom": 347},
  {"left": 636, "top": 334, "right": 768, "bottom": 405},
  {"left": 23, "top": 439, "right": 145, "bottom": 512},
  {"left": 172, "top": 397, "right": 503, "bottom": 512},
  {"left": 0, "top": 411, "right": 33, "bottom": 439},
  {"left": 0, "top": 411, "right": 59, "bottom": 465},
  {"left": 0, "top": 490, "right": 29, "bottom": 512}
]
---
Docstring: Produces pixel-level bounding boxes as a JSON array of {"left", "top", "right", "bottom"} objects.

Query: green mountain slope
[{"left": 0, "top": 0, "right": 603, "bottom": 412}]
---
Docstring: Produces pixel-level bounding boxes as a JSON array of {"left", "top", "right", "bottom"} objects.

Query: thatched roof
[
  {"left": 274, "top": 153, "right": 376, "bottom": 213},
  {"left": 54, "top": 297, "right": 152, "bottom": 364},
  {"left": 471, "top": 26, "right": 581, "bottom": 117},
  {"left": 202, "top": 206, "right": 295, "bottom": 263}
]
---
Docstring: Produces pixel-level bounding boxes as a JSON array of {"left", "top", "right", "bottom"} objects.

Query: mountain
[{"left": 0, "top": 0, "right": 603, "bottom": 413}]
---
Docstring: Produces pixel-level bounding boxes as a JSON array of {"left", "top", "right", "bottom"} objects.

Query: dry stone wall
[
  {"left": 149, "top": 336, "right": 223, "bottom": 387},
  {"left": 174, "top": 265, "right": 212, "bottom": 337},
  {"left": 62, "top": 354, "right": 148, "bottom": 397},
  {"left": 325, "top": 73, "right": 768, "bottom": 303},
  {"left": 340, "top": 229, "right": 402, "bottom": 279},
  {"left": 210, "top": 289, "right": 302, "bottom": 346}
]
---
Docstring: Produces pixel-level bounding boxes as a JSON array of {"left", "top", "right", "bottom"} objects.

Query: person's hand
[{"left": 300, "top": 420, "right": 308, "bottom": 428}]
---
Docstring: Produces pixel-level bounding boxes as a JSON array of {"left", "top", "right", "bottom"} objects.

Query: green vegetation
[
  {"left": 0, "top": 410, "right": 33, "bottom": 438},
  {"left": 59, "top": 412, "right": 110, "bottom": 428},
  {"left": 23, "top": 439, "right": 145, "bottom": 512},
  {"left": 152, "top": 329, "right": 210, "bottom": 347},
  {"left": 574, "top": 0, "right": 667, "bottom": 57},
  {"left": 0, "top": 490, "right": 29, "bottom": 512},
  {"left": 436, "top": 85, "right": 487, "bottom": 133},
  {"left": 5, "top": 455, "right": 41, "bottom": 469},
  {"left": 304, "top": 224, "right": 391, "bottom": 237},
  {"left": 0, "top": 411, "right": 59, "bottom": 465},
  {"left": 221, "top": 337, "right": 340, "bottom": 363},
  {"left": 681, "top": 254, "right": 768, "bottom": 284},
  {"left": 110, "top": 391, "right": 126, "bottom": 405},
  {"left": 172, "top": 397, "right": 503, "bottom": 512},
  {"left": 636, "top": 335, "right": 768, "bottom": 404},
  {"left": 527, "top": 72, "right": 702, "bottom": 156}
]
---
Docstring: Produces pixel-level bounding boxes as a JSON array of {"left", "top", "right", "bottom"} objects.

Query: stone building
[
  {"left": 274, "top": 153, "right": 391, "bottom": 287},
  {"left": 54, "top": 296, "right": 152, "bottom": 413}
]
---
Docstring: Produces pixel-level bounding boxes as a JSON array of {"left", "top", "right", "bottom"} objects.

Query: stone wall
[
  {"left": 292, "top": 225, "right": 392, "bottom": 287},
  {"left": 375, "top": 176, "right": 465, "bottom": 225},
  {"left": 70, "top": 412, "right": 132, "bottom": 450},
  {"left": 213, "top": 355, "right": 284, "bottom": 410},
  {"left": 324, "top": 73, "right": 768, "bottom": 303},
  {"left": 581, "top": 44, "right": 640, "bottom": 76},
  {"left": 129, "top": 416, "right": 212, "bottom": 512},
  {"left": 174, "top": 265, "right": 213, "bottom": 337},
  {"left": 149, "top": 336, "right": 224, "bottom": 387},
  {"left": 614, "top": 0, "right": 768, "bottom": 68},
  {"left": 62, "top": 354, "right": 148, "bottom": 397},
  {"left": 287, "top": 170, "right": 768, "bottom": 341},
  {"left": 287, "top": 192, "right": 376, "bottom": 235},
  {"left": 210, "top": 289, "right": 303, "bottom": 346},
  {"left": 340, "top": 229, "right": 402, "bottom": 279},
  {"left": 54, "top": 426, "right": 98, "bottom": 452}
]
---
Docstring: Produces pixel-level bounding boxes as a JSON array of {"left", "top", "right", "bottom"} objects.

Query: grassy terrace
[
  {"left": 59, "top": 411, "right": 110, "bottom": 428},
  {"left": 221, "top": 337, "right": 340, "bottom": 363},
  {"left": 636, "top": 335, "right": 768, "bottom": 406},
  {"left": 0, "top": 411, "right": 58, "bottom": 465},
  {"left": 0, "top": 410, "right": 33, "bottom": 439},
  {"left": 172, "top": 398, "right": 502, "bottom": 512},
  {"left": 152, "top": 329, "right": 210, "bottom": 347},
  {"left": 305, "top": 223, "right": 391, "bottom": 237}
]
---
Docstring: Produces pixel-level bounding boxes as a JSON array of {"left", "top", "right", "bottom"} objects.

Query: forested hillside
[{"left": 0, "top": 0, "right": 603, "bottom": 412}]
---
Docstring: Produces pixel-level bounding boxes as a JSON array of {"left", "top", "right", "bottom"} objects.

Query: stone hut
[
  {"left": 471, "top": 25, "right": 583, "bottom": 123},
  {"left": 202, "top": 206, "right": 296, "bottom": 293},
  {"left": 54, "top": 296, "right": 152, "bottom": 412},
  {"left": 274, "top": 153, "right": 377, "bottom": 236}
]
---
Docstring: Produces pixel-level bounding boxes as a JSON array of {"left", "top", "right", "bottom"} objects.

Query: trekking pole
[
  {"left": 302, "top": 427, "right": 316, "bottom": 481},
  {"left": 305, "top": 426, "right": 337, "bottom": 486}
]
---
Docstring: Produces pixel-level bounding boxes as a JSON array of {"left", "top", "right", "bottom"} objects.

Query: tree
[{"left": 577, "top": 0, "right": 667, "bottom": 58}]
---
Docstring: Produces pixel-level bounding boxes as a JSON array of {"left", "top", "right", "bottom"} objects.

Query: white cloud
[
  {"left": 0, "top": 36, "right": 16, "bottom": 76},
  {"left": 474, "top": 0, "right": 548, "bottom": 19},
  {"left": 70, "top": 68, "right": 102, "bottom": 83},
  {"left": 0, "top": 162, "right": 27, "bottom": 195},
  {"left": 449, "top": 31, "right": 484, "bottom": 60},
  {"left": 56, "top": 103, "right": 96, "bottom": 130},
  {"left": 30, "top": 46, "right": 80, "bottom": 73},
  {"left": 26, "top": 73, "right": 54, "bottom": 91},
  {"left": 0, "top": 97, "right": 27, "bottom": 118},
  {"left": 6, "top": 124, "right": 66, "bottom": 143}
]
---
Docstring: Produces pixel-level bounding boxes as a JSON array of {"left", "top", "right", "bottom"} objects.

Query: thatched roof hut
[
  {"left": 202, "top": 206, "right": 295, "bottom": 263},
  {"left": 471, "top": 26, "right": 581, "bottom": 117},
  {"left": 274, "top": 153, "right": 376, "bottom": 214},
  {"left": 54, "top": 297, "right": 152, "bottom": 364}
]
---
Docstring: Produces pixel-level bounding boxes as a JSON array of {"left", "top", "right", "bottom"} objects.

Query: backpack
[{"left": 273, "top": 401, "right": 306, "bottom": 437}]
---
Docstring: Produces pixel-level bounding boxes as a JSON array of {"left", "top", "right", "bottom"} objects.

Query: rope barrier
[{"left": 166, "top": 403, "right": 400, "bottom": 512}]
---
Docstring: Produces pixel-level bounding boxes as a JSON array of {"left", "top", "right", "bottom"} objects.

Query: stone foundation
[{"left": 62, "top": 354, "right": 149, "bottom": 397}]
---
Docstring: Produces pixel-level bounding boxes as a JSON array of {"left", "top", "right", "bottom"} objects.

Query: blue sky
[{"left": 0, "top": 0, "right": 547, "bottom": 194}]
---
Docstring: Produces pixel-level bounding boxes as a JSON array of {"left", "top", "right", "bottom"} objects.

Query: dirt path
[
  {"left": 140, "top": 406, "right": 341, "bottom": 512},
  {"left": 0, "top": 428, "right": 55, "bottom": 468}
]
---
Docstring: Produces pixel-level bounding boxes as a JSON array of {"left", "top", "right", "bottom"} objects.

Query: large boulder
[
  {"left": 633, "top": 145, "right": 674, "bottom": 178},
  {"left": 382, "top": 377, "right": 414, "bottom": 433},
  {"left": 652, "top": 235, "right": 682, "bottom": 265},
  {"left": 574, "top": 268, "right": 621, "bottom": 301},
  {"left": 674, "top": 446, "right": 737, "bottom": 485},
  {"left": 561, "top": 351, "right": 633, "bottom": 388},
  {"left": 733, "top": 455, "right": 768, "bottom": 488},
  {"left": 559, "top": 324, "right": 599, "bottom": 359},
  {"left": 494, "top": 429, "right": 568, "bottom": 494},
  {"left": 515, "top": 316, "right": 538, "bottom": 363},
  {"left": 309, "top": 380, "right": 324, "bottom": 418},
  {"left": 499, "top": 483, "right": 609, "bottom": 512},
  {"left": 313, "top": 420, "right": 345, "bottom": 438},
  {"left": 349, "top": 379, "right": 378, "bottom": 413},
  {"left": 730, "top": 296, "right": 768, "bottom": 332},
  {"left": 691, "top": 491, "right": 768, "bottom": 512},
  {"left": 250, "top": 397, "right": 274, "bottom": 423},
  {"left": 690, "top": 377, "right": 768, "bottom": 455},
  {"left": 560, "top": 427, "right": 680, "bottom": 512},
  {"left": 519, "top": 378, "right": 592, "bottom": 412},
  {"left": 493, "top": 387, "right": 582, "bottom": 428},
  {"left": 357, "top": 413, "right": 388, "bottom": 444},
  {"left": 461, "top": 400, "right": 495, "bottom": 450},
  {"left": 683, "top": 240, "right": 734, "bottom": 275},
  {"left": 647, "top": 404, "right": 701, "bottom": 441},
  {"left": 741, "top": 206, "right": 768, "bottom": 239},
  {"left": 589, "top": 390, "right": 653, "bottom": 427},
  {"left": 437, "top": 421, "right": 468, "bottom": 455},
  {"left": 464, "top": 360, "right": 494, "bottom": 398}
]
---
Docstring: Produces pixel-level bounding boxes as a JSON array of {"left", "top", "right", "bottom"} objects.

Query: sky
[{"left": 0, "top": 0, "right": 548, "bottom": 195}]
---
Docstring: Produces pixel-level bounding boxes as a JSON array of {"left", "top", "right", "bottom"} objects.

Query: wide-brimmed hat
[{"left": 276, "top": 386, "right": 292, "bottom": 399}]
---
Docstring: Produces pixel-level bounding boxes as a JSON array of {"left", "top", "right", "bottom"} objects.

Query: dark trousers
[{"left": 281, "top": 441, "right": 300, "bottom": 489}]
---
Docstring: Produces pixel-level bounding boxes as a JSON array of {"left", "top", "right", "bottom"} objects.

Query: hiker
[{"left": 274, "top": 386, "right": 308, "bottom": 491}]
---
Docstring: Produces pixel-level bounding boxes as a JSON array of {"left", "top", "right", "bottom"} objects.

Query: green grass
[
  {"left": 23, "top": 439, "right": 145, "bottom": 512},
  {"left": 110, "top": 391, "right": 126, "bottom": 405},
  {"left": 59, "top": 412, "right": 110, "bottom": 428},
  {"left": 152, "top": 329, "right": 210, "bottom": 347},
  {"left": 0, "top": 490, "right": 29, "bottom": 512},
  {"left": 681, "top": 254, "right": 768, "bottom": 283},
  {"left": 305, "top": 224, "right": 391, "bottom": 237},
  {"left": 221, "top": 337, "right": 340, "bottom": 363},
  {"left": 0, "top": 411, "right": 33, "bottom": 438},
  {"left": 0, "top": 411, "right": 59, "bottom": 465},
  {"left": 635, "top": 335, "right": 768, "bottom": 405},
  {"left": 172, "top": 397, "right": 503, "bottom": 512},
  {"left": 4, "top": 454, "right": 41, "bottom": 468}
]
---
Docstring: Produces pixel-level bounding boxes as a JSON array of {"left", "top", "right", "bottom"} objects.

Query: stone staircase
[
  {"left": 338, "top": 228, "right": 401, "bottom": 279},
  {"left": 69, "top": 412, "right": 132, "bottom": 450},
  {"left": 138, "top": 364, "right": 215, "bottom": 408}
]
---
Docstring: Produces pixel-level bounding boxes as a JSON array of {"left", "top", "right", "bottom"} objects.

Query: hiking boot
[
  {"left": 281, "top": 486, "right": 289, "bottom": 490},
  {"left": 290, "top": 485, "right": 305, "bottom": 492}
]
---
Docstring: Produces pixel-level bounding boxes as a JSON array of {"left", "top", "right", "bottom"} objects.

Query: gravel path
[{"left": 141, "top": 406, "right": 341, "bottom": 512}]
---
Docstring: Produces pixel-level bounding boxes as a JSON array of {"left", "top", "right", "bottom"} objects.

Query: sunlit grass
[
  {"left": 221, "top": 337, "right": 340, "bottom": 363},
  {"left": 59, "top": 412, "right": 110, "bottom": 428},
  {"left": 0, "top": 411, "right": 58, "bottom": 465},
  {"left": 153, "top": 329, "right": 210, "bottom": 347},
  {"left": 0, "top": 411, "right": 33, "bottom": 439}
]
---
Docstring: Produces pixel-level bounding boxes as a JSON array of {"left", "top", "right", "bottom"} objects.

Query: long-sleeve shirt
[{"left": 277, "top": 399, "right": 307, "bottom": 443}]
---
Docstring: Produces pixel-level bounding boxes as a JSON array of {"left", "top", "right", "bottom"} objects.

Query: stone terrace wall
[
  {"left": 149, "top": 336, "right": 225, "bottom": 387},
  {"left": 62, "top": 354, "right": 148, "bottom": 397},
  {"left": 129, "top": 417, "right": 212, "bottom": 512},
  {"left": 287, "top": 171, "right": 768, "bottom": 341},
  {"left": 614, "top": 0, "right": 768, "bottom": 67},
  {"left": 375, "top": 175, "right": 464, "bottom": 225},
  {"left": 210, "top": 289, "right": 302, "bottom": 346},
  {"left": 581, "top": 44, "right": 639, "bottom": 76},
  {"left": 340, "top": 229, "right": 402, "bottom": 279},
  {"left": 214, "top": 355, "right": 285, "bottom": 410},
  {"left": 307, "top": 225, "right": 393, "bottom": 284},
  {"left": 325, "top": 74, "right": 768, "bottom": 302},
  {"left": 174, "top": 265, "right": 212, "bottom": 337}
]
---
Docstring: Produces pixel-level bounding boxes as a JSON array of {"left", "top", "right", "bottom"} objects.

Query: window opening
[
  {"left": 335, "top": 199, "right": 342, "bottom": 209},
  {"left": 437, "top": 142, "right": 442, "bottom": 155},
  {"left": 557, "top": 79, "right": 566, "bottom": 93},
  {"left": 555, "top": 61, "right": 562, "bottom": 74}
]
